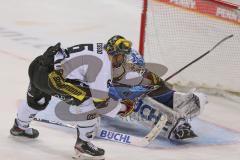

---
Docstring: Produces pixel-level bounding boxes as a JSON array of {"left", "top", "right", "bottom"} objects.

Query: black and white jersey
[{"left": 54, "top": 43, "right": 111, "bottom": 99}]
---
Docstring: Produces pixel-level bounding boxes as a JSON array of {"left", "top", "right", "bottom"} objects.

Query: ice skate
[
  {"left": 10, "top": 119, "right": 39, "bottom": 138},
  {"left": 173, "top": 122, "right": 198, "bottom": 140},
  {"left": 73, "top": 137, "right": 105, "bottom": 160},
  {"left": 168, "top": 118, "right": 197, "bottom": 140}
]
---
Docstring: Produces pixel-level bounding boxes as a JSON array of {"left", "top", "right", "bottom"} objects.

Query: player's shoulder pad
[{"left": 126, "top": 49, "right": 145, "bottom": 66}]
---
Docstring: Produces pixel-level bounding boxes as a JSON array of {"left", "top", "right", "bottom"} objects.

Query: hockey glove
[
  {"left": 118, "top": 99, "right": 135, "bottom": 117},
  {"left": 41, "top": 42, "right": 62, "bottom": 67}
]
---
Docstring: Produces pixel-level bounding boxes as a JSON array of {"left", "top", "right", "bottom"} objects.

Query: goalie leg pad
[
  {"left": 173, "top": 91, "right": 208, "bottom": 119},
  {"left": 151, "top": 90, "right": 175, "bottom": 108}
]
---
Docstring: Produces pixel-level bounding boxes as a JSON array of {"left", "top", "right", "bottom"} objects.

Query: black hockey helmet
[{"left": 104, "top": 35, "right": 132, "bottom": 56}]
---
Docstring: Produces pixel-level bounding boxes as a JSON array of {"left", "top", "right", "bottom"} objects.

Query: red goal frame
[{"left": 138, "top": 0, "right": 240, "bottom": 56}]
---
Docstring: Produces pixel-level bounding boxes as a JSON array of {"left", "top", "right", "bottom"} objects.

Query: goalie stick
[
  {"left": 33, "top": 115, "right": 167, "bottom": 147},
  {"left": 164, "top": 34, "right": 234, "bottom": 81}
]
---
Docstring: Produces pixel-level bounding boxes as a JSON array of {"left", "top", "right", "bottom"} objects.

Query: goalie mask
[
  {"left": 104, "top": 35, "right": 132, "bottom": 56},
  {"left": 104, "top": 35, "right": 132, "bottom": 67}
]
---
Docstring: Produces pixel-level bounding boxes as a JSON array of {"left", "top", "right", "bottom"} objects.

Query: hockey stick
[
  {"left": 164, "top": 34, "right": 234, "bottom": 81},
  {"left": 33, "top": 116, "right": 167, "bottom": 147}
]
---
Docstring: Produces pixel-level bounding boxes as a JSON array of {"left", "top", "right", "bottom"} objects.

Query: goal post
[{"left": 139, "top": 0, "right": 240, "bottom": 95}]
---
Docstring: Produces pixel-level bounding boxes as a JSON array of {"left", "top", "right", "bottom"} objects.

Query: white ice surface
[{"left": 0, "top": 0, "right": 240, "bottom": 159}]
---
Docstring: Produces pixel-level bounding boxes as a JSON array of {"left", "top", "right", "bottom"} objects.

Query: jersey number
[{"left": 67, "top": 44, "right": 94, "bottom": 54}]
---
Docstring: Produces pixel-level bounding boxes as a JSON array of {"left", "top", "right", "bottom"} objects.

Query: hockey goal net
[{"left": 139, "top": 0, "right": 240, "bottom": 97}]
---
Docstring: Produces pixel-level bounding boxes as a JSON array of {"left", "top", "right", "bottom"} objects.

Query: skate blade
[{"left": 72, "top": 152, "right": 104, "bottom": 160}]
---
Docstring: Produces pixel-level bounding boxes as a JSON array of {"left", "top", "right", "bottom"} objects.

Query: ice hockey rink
[{"left": 0, "top": 0, "right": 240, "bottom": 159}]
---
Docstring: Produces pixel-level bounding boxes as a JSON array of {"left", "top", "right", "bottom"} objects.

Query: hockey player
[
  {"left": 105, "top": 35, "right": 207, "bottom": 140},
  {"left": 10, "top": 42, "right": 113, "bottom": 159}
]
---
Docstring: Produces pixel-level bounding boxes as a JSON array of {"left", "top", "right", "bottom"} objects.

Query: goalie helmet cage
[{"left": 139, "top": 0, "right": 240, "bottom": 98}]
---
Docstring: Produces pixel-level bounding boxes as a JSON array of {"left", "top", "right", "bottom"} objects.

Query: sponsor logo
[
  {"left": 216, "top": 7, "right": 240, "bottom": 23},
  {"left": 87, "top": 113, "right": 96, "bottom": 120},
  {"left": 134, "top": 100, "right": 161, "bottom": 124},
  {"left": 97, "top": 43, "right": 103, "bottom": 54},
  {"left": 170, "top": 0, "right": 196, "bottom": 9},
  {"left": 100, "top": 129, "right": 131, "bottom": 144}
]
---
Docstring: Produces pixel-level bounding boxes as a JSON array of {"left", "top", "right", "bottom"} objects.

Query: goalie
[{"left": 105, "top": 35, "right": 208, "bottom": 140}]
